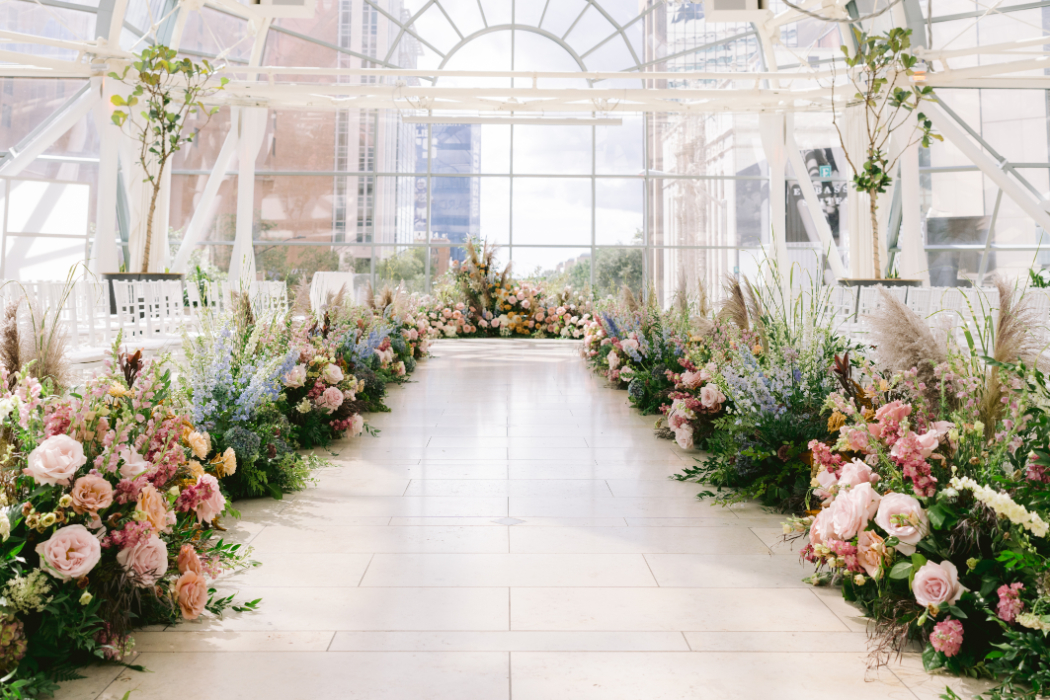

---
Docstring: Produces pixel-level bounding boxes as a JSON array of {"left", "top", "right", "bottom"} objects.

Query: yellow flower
[
  {"left": 879, "top": 379, "right": 890, "bottom": 392},
  {"left": 213, "top": 447, "right": 237, "bottom": 478},
  {"left": 752, "top": 343, "right": 763, "bottom": 355},
  {"left": 187, "top": 460, "right": 206, "bottom": 479},
  {"left": 108, "top": 384, "right": 128, "bottom": 398},
  {"left": 186, "top": 431, "right": 211, "bottom": 460},
  {"left": 827, "top": 411, "right": 846, "bottom": 433}
]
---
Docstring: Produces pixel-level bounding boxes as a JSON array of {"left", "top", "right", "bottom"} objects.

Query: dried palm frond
[
  {"left": 717, "top": 275, "right": 750, "bottom": 331},
  {"left": 0, "top": 298, "right": 20, "bottom": 379},
  {"left": 981, "top": 279, "right": 1042, "bottom": 433},
  {"left": 868, "top": 286, "right": 947, "bottom": 407},
  {"left": 290, "top": 279, "right": 311, "bottom": 317}
]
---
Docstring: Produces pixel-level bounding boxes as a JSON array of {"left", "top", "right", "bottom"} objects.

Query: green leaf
[
  {"left": 922, "top": 643, "right": 944, "bottom": 671},
  {"left": 946, "top": 605, "right": 968, "bottom": 619},
  {"left": 889, "top": 561, "right": 913, "bottom": 579}
]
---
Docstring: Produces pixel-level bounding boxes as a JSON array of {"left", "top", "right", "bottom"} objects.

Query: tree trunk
[
  {"left": 870, "top": 196, "right": 881, "bottom": 280},
  {"left": 142, "top": 183, "right": 160, "bottom": 273}
]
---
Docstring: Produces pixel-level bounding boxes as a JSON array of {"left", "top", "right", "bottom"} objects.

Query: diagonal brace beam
[{"left": 0, "top": 80, "right": 100, "bottom": 178}]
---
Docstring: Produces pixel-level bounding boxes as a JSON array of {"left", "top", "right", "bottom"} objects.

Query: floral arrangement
[{"left": 0, "top": 348, "right": 255, "bottom": 696}]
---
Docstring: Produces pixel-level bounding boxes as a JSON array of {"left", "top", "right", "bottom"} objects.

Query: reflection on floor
[{"left": 57, "top": 339, "right": 995, "bottom": 700}]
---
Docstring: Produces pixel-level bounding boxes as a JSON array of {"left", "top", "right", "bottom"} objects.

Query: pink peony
[
  {"left": 24, "top": 434, "right": 86, "bottom": 486},
  {"left": 929, "top": 618, "right": 964, "bottom": 657},
  {"left": 913, "top": 560, "right": 966, "bottom": 609},
  {"left": 70, "top": 474, "right": 114, "bottom": 516},
  {"left": 117, "top": 446, "right": 150, "bottom": 479},
  {"left": 175, "top": 570, "right": 208, "bottom": 620},
  {"left": 36, "top": 524, "right": 101, "bottom": 580},
  {"left": 283, "top": 364, "right": 307, "bottom": 388},
  {"left": 177, "top": 543, "right": 203, "bottom": 575},
  {"left": 321, "top": 364, "right": 344, "bottom": 384},
  {"left": 116, "top": 534, "right": 168, "bottom": 587},
  {"left": 874, "top": 492, "right": 928, "bottom": 553},
  {"left": 809, "top": 508, "right": 834, "bottom": 547},
  {"left": 317, "top": 386, "right": 345, "bottom": 413}
]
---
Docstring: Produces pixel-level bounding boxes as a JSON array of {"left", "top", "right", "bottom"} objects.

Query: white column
[
  {"left": 759, "top": 113, "right": 789, "bottom": 292},
  {"left": 896, "top": 137, "right": 928, "bottom": 284},
  {"left": 228, "top": 107, "right": 267, "bottom": 285},
  {"left": 90, "top": 76, "right": 120, "bottom": 274}
]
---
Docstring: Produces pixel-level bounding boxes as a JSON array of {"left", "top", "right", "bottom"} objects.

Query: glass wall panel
[
  {"left": 512, "top": 177, "right": 591, "bottom": 246},
  {"left": 595, "top": 179, "right": 643, "bottom": 245},
  {"left": 511, "top": 246, "right": 592, "bottom": 284},
  {"left": 513, "top": 125, "right": 592, "bottom": 175},
  {"left": 596, "top": 115, "right": 643, "bottom": 175}
]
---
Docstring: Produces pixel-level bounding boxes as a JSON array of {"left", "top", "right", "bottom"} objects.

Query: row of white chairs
[{"left": 0, "top": 278, "right": 290, "bottom": 364}]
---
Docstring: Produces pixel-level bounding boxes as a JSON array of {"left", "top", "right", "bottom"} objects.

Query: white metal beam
[
  {"left": 759, "top": 113, "right": 790, "bottom": 291},
  {"left": 896, "top": 137, "right": 927, "bottom": 284},
  {"left": 171, "top": 112, "right": 240, "bottom": 273},
  {"left": 0, "top": 78, "right": 101, "bottom": 178},
  {"left": 924, "top": 102, "right": 1050, "bottom": 241},
  {"left": 784, "top": 115, "right": 848, "bottom": 280},
  {"left": 90, "top": 77, "right": 121, "bottom": 274}
]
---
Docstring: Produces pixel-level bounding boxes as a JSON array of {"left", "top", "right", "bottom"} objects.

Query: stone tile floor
[{"left": 56, "top": 339, "right": 996, "bottom": 699}]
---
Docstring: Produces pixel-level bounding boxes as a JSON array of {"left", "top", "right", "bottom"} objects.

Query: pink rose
[
  {"left": 317, "top": 386, "right": 345, "bottom": 413},
  {"left": 24, "top": 434, "right": 86, "bottom": 486},
  {"left": 814, "top": 469, "right": 838, "bottom": 505},
  {"left": 829, "top": 483, "right": 880, "bottom": 540},
  {"left": 178, "top": 544, "right": 203, "bottom": 575},
  {"left": 680, "top": 370, "right": 704, "bottom": 390},
  {"left": 194, "top": 474, "right": 226, "bottom": 524},
  {"left": 607, "top": 351, "right": 620, "bottom": 371},
  {"left": 175, "top": 570, "right": 208, "bottom": 620},
  {"left": 621, "top": 338, "right": 639, "bottom": 353},
  {"left": 283, "top": 364, "right": 307, "bottom": 388},
  {"left": 116, "top": 534, "right": 168, "bottom": 587},
  {"left": 874, "top": 400, "right": 912, "bottom": 424},
  {"left": 838, "top": 458, "right": 879, "bottom": 488},
  {"left": 913, "top": 560, "right": 966, "bottom": 609},
  {"left": 70, "top": 474, "right": 113, "bottom": 516},
  {"left": 322, "top": 364, "right": 344, "bottom": 384},
  {"left": 914, "top": 430, "right": 943, "bottom": 458},
  {"left": 36, "top": 524, "right": 101, "bottom": 580},
  {"left": 522, "top": 299, "right": 531, "bottom": 309},
  {"left": 117, "top": 446, "right": 150, "bottom": 479},
  {"left": 875, "top": 492, "right": 928, "bottom": 554},
  {"left": 350, "top": 414, "right": 365, "bottom": 437},
  {"left": 699, "top": 384, "right": 726, "bottom": 410},
  {"left": 673, "top": 427, "right": 694, "bottom": 450}
]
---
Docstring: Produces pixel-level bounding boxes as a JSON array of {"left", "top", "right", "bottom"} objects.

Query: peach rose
[
  {"left": 875, "top": 492, "right": 928, "bottom": 554},
  {"left": 829, "top": 483, "right": 880, "bottom": 540},
  {"left": 36, "top": 524, "right": 101, "bottom": 580},
  {"left": 216, "top": 448, "right": 237, "bottom": 478},
  {"left": 175, "top": 570, "right": 208, "bottom": 620},
  {"left": 117, "top": 446, "right": 150, "bottom": 479},
  {"left": 679, "top": 370, "right": 705, "bottom": 390},
  {"left": 913, "top": 560, "right": 966, "bottom": 609},
  {"left": 137, "top": 484, "right": 175, "bottom": 533},
  {"left": 809, "top": 508, "right": 833, "bottom": 547},
  {"left": 116, "top": 534, "right": 168, "bottom": 587},
  {"left": 283, "top": 364, "right": 307, "bottom": 388},
  {"left": 25, "top": 434, "right": 86, "bottom": 486},
  {"left": 186, "top": 431, "right": 211, "bottom": 460},
  {"left": 70, "top": 474, "right": 113, "bottom": 516},
  {"left": 177, "top": 543, "right": 203, "bottom": 575},
  {"left": 856, "top": 529, "right": 888, "bottom": 578}
]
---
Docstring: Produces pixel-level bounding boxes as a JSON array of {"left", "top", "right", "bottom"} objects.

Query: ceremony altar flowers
[{"left": 0, "top": 349, "right": 256, "bottom": 696}]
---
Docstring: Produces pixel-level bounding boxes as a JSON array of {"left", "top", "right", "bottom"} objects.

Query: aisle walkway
[{"left": 62, "top": 340, "right": 975, "bottom": 699}]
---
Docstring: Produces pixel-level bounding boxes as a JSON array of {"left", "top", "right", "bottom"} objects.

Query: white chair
[
  {"left": 828, "top": 285, "right": 858, "bottom": 336},
  {"left": 905, "top": 287, "right": 933, "bottom": 319}
]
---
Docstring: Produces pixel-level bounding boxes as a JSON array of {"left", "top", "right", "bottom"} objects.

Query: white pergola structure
[{"left": 3, "top": 0, "right": 1050, "bottom": 293}]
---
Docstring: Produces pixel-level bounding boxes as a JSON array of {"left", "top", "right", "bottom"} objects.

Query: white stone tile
[
  {"left": 96, "top": 652, "right": 508, "bottom": 700},
  {"left": 684, "top": 631, "right": 868, "bottom": 652},
  {"left": 389, "top": 516, "right": 628, "bottom": 527},
  {"left": 510, "top": 588, "right": 849, "bottom": 631},
  {"left": 133, "top": 630, "right": 335, "bottom": 652},
  {"left": 510, "top": 526, "right": 770, "bottom": 554},
  {"left": 53, "top": 662, "right": 128, "bottom": 700},
  {"left": 195, "top": 587, "right": 510, "bottom": 631},
  {"left": 644, "top": 553, "right": 812, "bottom": 587},
  {"left": 329, "top": 631, "right": 688, "bottom": 652},
  {"left": 404, "top": 479, "right": 613, "bottom": 497},
  {"left": 280, "top": 495, "right": 509, "bottom": 518},
  {"left": 220, "top": 552, "right": 373, "bottom": 587},
  {"left": 249, "top": 525, "right": 509, "bottom": 553},
  {"left": 605, "top": 479, "right": 711, "bottom": 497},
  {"left": 510, "top": 652, "right": 913, "bottom": 700},
  {"left": 509, "top": 497, "right": 738, "bottom": 518},
  {"left": 362, "top": 553, "right": 657, "bottom": 587}
]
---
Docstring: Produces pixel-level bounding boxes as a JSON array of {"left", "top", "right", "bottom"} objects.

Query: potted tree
[
  {"left": 833, "top": 27, "right": 941, "bottom": 285},
  {"left": 102, "top": 46, "right": 227, "bottom": 309}
]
